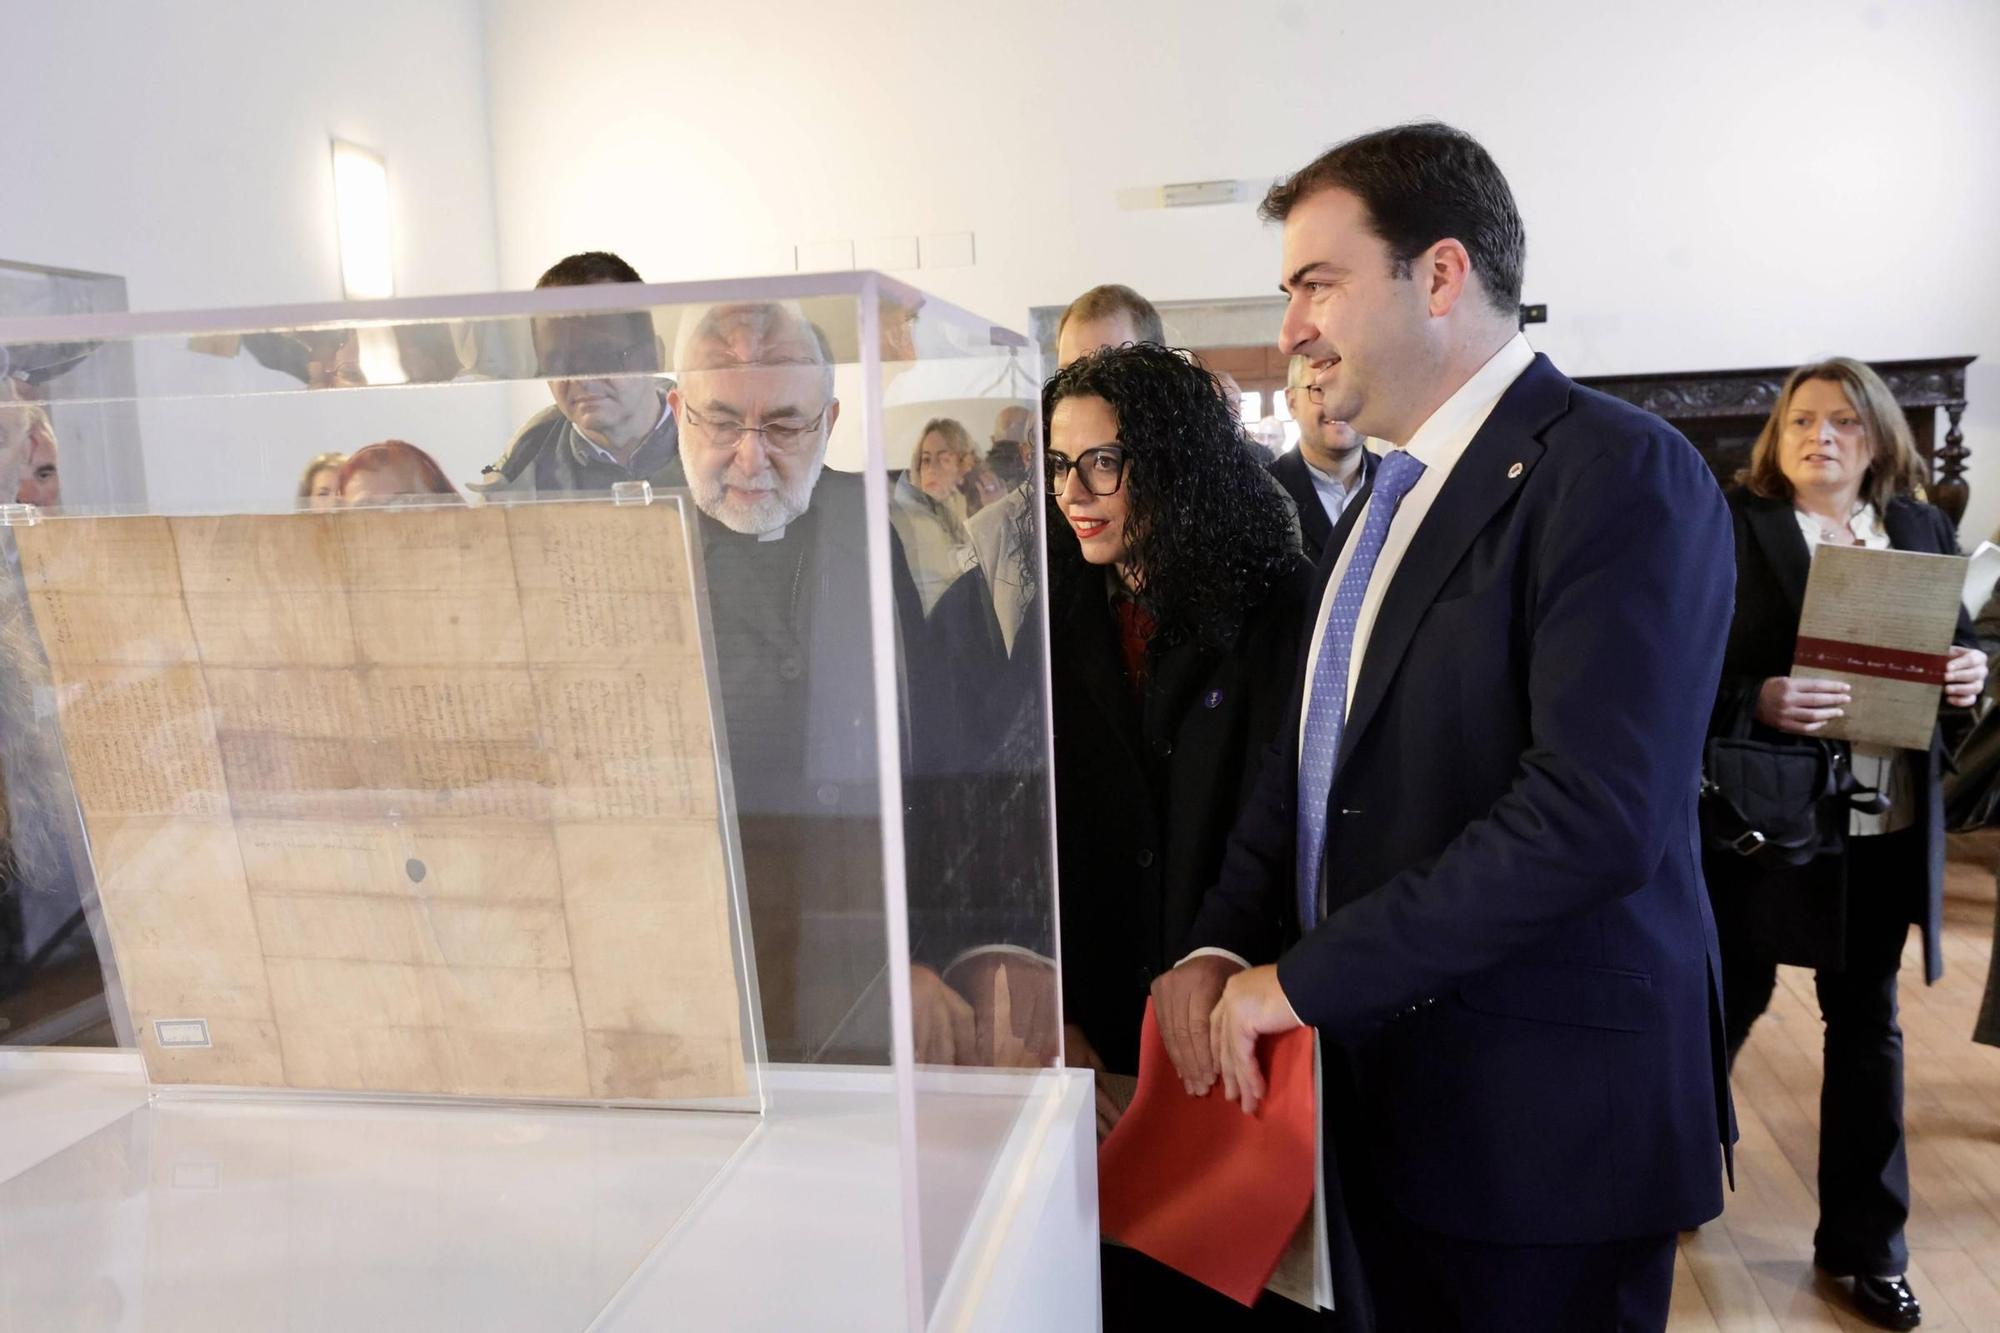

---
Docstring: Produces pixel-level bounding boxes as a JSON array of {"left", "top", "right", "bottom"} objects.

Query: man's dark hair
[
  {"left": 1261, "top": 122, "right": 1525, "bottom": 314},
  {"left": 1056, "top": 284, "right": 1165, "bottom": 345},
  {"left": 531, "top": 251, "right": 654, "bottom": 372},
  {"left": 536, "top": 251, "right": 643, "bottom": 288}
]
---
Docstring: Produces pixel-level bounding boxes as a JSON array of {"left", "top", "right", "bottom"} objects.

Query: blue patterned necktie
[{"left": 1295, "top": 448, "right": 1428, "bottom": 927}]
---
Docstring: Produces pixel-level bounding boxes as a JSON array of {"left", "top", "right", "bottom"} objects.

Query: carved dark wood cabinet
[{"left": 1578, "top": 356, "right": 1976, "bottom": 526}]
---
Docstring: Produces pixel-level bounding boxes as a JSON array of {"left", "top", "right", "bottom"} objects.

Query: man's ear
[
  {"left": 666, "top": 386, "right": 684, "bottom": 421},
  {"left": 825, "top": 398, "right": 841, "bottom": 434},
  {"left": 1425, "top": 239, "right": 1474, "bottom": 318}
]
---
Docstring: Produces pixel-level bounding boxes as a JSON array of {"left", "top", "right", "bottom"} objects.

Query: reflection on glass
[
  {"left": 296, "top": 451, "right": 346, "bottom": 511},
  {"left": 334, "top": 439, "right": 462, "bottom": 506}
]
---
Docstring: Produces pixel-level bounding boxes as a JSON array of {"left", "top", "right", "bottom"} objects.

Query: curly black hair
[{"left": 1042, "top": 343, "right": 1304, "bottom": 651}]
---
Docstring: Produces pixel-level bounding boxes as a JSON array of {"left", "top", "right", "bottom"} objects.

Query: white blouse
[{"left": 1791, "top": 502, "right": 1916, "bottom": 838}]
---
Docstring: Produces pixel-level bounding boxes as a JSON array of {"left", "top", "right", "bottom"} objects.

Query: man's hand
[
  {"left": 949, "top": 952, "right": 1060, "bottom": 1068},
  {"left": 1754, "top": 676, "right": 1849, "bottom": 735},
  {"left": 1945, "top": 644, "right": 1989, "bottom": 709},
  {"left": 910, "top": 963, "right": 975, "bottom": 1066},
  {"left": 1209, "top": 964, "right": 1302, "bottom": 1117},
  {"left": 1062, "top": 1023, "right": 1129, "bottom": 1141},
  {"left": 1151, "top": 954, "right": 1243, "bottom": 1096}
]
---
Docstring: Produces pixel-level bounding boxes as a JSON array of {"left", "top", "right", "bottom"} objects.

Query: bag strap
[{"left": 1699, "top": 773, "right": 1774, "bottom": 857}]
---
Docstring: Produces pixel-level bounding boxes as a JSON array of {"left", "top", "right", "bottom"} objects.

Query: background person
[
  {"left": 1055, "top": 282, "right": 1165, "bottom": 368},
  {"left": 1705, "top": 356, "right": 1984, "bottom": 1332},
  {"left": 475, "top": 251, "right": 677, "bottom": 497},
  {"left": 1268, "top": 354, "right": 1374, "bottom": 562},
  {"left": 890, "top": 417, "right": 980, "bottom": 614},
  {"left": 13, "top": 408, "right": 59, "bottom": 509},
  {"left": 336, "top": 440, "right": 462, "bottom": 504},
  {"left": 297, "top": 451, "right": 345, "bottom": 510},
  {"left": 986, "top": 405, "right": 1034, "bottom": 489}
]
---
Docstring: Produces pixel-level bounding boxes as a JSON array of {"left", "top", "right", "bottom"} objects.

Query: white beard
[{"left": 684, "top": 444, "right": 827, "bottom": 536}]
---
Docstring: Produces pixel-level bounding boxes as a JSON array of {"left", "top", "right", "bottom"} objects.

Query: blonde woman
[
  {"left": 1706, "top": 356, "right": 1985, "bottom": 1331},
  {"left": 296, "top": 451, "right": 346, "bottom": 510},
  {"left": 888, "top": 417, "right": 978, "bottom": 614}
]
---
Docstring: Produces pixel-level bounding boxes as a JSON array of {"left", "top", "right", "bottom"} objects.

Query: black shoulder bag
[{"left": 1700, "top": 691, "right": 1887, "bottom": 869}]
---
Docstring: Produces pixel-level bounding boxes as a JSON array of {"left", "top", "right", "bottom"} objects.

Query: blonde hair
[
  {"left": 1741, "top": 357, "right": 1923, "bottom": 513},
  {"left": 910, "top": 417, "right": 975, "bottom": 471},
  {"left": 296, "top": 451, "right": 347, "bottom": 498}
]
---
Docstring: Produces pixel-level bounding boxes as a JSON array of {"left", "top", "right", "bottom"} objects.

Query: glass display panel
[{"left": 0, "top": 274, "right": 1065, "bottom": 1329}]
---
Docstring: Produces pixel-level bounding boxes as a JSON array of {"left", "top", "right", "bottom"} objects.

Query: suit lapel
[
  {"left": 1741, "top": 495, "right": 1810, "bottom": 617},
  {"left": 1335, "top": 358, "right": 1567, "bottom": 777}
]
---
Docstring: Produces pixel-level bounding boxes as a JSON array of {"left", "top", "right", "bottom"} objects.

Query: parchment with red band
[{"left": 1794, "top": 635, "right": 1949, "bottom": 685}]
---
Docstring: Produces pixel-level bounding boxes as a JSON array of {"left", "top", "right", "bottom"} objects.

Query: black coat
[
  {"left": 1267, "top": 447, "right": 1378, "bottom": 565},
  {"left": 1705, "top": 487, "right": 1974, "bottom": 983},
  {"left": 1050, "top": 562, "right": 1315, "bottom": 1074}
]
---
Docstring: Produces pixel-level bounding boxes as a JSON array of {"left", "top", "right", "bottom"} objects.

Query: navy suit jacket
[
  {"left": 1191, "top": 353, "right": 1736, "bottom": 1245},
  {"left": 1267, "top": 445, "right": 1378, "bottom": 566}
]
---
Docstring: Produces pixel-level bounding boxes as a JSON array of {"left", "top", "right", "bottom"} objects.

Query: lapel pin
[{"left": 1507, "top": 462, "right": 1524, "bottom": 479}]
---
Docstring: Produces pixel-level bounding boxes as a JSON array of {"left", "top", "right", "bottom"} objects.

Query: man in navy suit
[
  {"left": 1268, "top": 353, "right": 1377, "bottom": 563},
  {"left": 1151, "top": 123, "right": 1736, "bottom": 1331}
]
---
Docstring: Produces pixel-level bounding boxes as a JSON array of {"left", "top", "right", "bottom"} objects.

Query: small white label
[{"left": 155, "top": 1018, "right": 212, "bottom": 1049}]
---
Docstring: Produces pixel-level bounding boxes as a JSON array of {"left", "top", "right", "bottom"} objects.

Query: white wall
[
  {"left": 0, "top": 0, "right": 507, "bottom": 505},
  {"left": 482, "top": 0, "right": 2000, "bottom": 536}
]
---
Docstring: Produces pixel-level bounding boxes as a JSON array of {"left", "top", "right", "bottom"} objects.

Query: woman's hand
[
  {"left": 1944, "top": 644, "right": 1989, "bottom": 709},
  {"left": 1754, "top": 676, "right": 1850, "bottom": 735}
]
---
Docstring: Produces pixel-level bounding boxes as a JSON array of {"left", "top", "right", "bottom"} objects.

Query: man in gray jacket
[{"left": 474, "top": 251, "right": 680, "bottom": 497}]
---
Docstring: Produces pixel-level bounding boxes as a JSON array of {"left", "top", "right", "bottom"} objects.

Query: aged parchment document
[
  {"left": 1793, "top": 543, "right": 1967, "bottom": 752},
  {"left": 15, "top": 504, "right": 747, "bottom": 1102}
]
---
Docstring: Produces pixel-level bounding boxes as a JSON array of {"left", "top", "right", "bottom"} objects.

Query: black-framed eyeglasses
[
  {"left": 1045, "top": 445, "right": 1129, "bottom": 497},
  {"left": 685, "top": 402, "right": 830, "bottom": 451}
]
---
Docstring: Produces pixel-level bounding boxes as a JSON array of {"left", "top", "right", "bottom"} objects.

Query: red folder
[{"left": 1096, "top": 999, "right": 1317, "bottom": 1306}]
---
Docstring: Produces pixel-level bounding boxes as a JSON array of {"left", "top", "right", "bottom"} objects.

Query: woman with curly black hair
[{"left": 1045, "top": 343, "right": 1330, "bottom": 1330}]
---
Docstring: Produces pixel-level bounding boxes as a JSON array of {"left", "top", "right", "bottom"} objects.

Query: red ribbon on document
[
  {"left": 1097, "top": 1000, "right": 1316, "bottom": 1307},
  {"left": 1793, "top": 635, "right": 1949, "bottom": 685}
]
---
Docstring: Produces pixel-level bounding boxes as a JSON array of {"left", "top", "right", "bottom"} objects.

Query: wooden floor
[{"left": 1671, "top": 836, "right": 2000, "bottom": 1329}]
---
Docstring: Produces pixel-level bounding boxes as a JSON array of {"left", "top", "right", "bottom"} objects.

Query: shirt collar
[
  {"left": 1792, "top": 498, "right": 1883, "bottom": 546},
  {"left": 1399, "top": 331, "right": 1536, "bottom": 477},
  {"left": 1302, "top": 452, "right": 1367, "bottom": 496}
]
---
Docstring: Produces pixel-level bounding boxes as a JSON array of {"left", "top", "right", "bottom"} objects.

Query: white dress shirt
[
  {"left": 1790, "top": 503, "right": 1917, "bottom": 837},
  {"left": 1298, "top": 333, "right": 1537, "bottom": 735}
]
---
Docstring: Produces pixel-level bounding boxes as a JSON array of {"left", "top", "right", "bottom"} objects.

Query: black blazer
[
  {"left": 1050, "top": 562, "right": 1315, "bottom": 1075},
  {"left": 1189, "top": 354, "right": 1736, "bottom": 1246},
  {"left": 1705, "top": 487, "right": 1974, "bottom": 983},
  {"left": 1267, "top": 446, "right": 1378, "bottom": 565}
]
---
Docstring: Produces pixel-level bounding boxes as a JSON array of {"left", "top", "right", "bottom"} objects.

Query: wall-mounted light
[{"left": 331, "top": 139, "right": 394, "bottom": 300}]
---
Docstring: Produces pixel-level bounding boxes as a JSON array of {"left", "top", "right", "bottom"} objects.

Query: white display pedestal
[{"left": 0, "top": 1052, "right": 1099, "bottom": 1331}]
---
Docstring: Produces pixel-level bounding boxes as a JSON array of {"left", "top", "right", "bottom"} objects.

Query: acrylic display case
[{"left": 0, "top": 274, "right": 1092, "bottom": 1331}]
